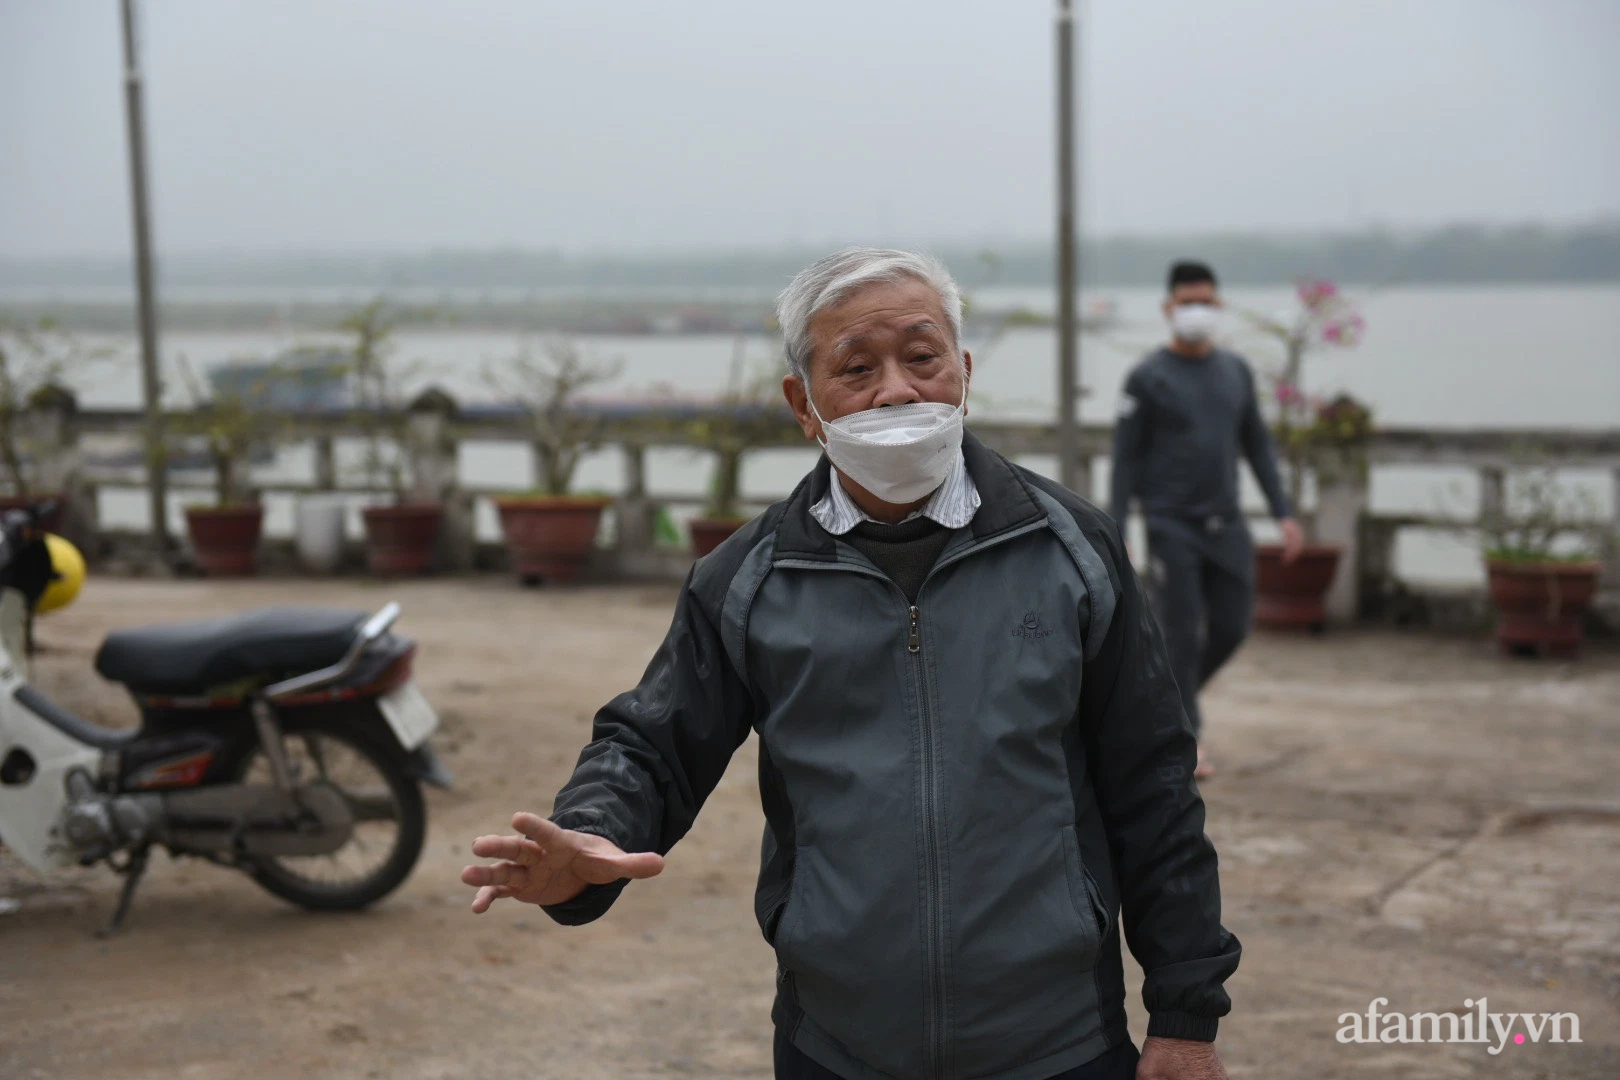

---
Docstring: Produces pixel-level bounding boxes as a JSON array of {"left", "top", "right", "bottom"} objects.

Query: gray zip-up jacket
[{"left": 544, "top": 433, "right": 1240, "bottom": 1080}]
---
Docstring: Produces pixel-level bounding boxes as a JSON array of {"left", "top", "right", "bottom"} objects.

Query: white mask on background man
[
  {"left": 1169, "top": 303, "right": 1222, "bottom": 344},
  {"left": 810, "top": 381, "right": 967, "bottom": 504}
]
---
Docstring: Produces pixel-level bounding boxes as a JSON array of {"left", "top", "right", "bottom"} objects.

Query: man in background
[{"left": 1110, "top": 261, "right": 1302, "bottom": 779}]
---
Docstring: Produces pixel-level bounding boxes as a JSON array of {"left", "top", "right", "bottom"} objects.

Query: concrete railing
[{"left": 8, "top": 387, "right": 1619, "bottom": 621}]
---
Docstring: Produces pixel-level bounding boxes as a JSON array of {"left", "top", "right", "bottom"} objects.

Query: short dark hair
[{"left": 1167, "top": 260, "right": 1218, "bottom": 293}]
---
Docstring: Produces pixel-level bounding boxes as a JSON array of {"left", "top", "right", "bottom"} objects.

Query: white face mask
[
  {"left": 1169, "top": 302, "right": 1222, "bottom": 344},
  {"left": 808, "top": 382, "right": 967, "bottom": 505}
]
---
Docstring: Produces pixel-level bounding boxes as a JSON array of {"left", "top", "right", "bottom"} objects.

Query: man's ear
[
  {"left": 1162, "top": 297, "right": 1175, "bottom": 320},
  {"left": 960, "top": 350, "right": 973, "bottom": 419},
  {"left": 783, "top": 374, "right": 820, "bottom": 441}
]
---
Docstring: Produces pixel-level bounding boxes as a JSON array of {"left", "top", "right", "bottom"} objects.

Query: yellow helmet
[{"left": 36, "top": 533, "right": 86, "bottom": 615}]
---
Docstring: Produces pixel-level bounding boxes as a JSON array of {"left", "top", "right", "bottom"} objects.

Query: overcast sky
[{"left": 3, "top": 0, "right": 1617, "bottom": 257}]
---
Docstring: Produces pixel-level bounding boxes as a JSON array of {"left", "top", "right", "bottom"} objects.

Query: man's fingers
[
  {"left": 470, "top": 884, "right": 501, "bottom": 914},
  {"left": 512, "top": 811, "right": 564, "bottom": 846},
  {"left": 470, "top": 834, "right": 545, "bottom": 865},
  {"left": 461, "top": 861, "right": 526, "bottom": 889},
  {"left": 575, "top": 848, "right": 665, "bottom": 883}
]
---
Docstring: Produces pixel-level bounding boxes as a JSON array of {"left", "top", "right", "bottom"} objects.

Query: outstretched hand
[{"left": 461, "top": 812, "right": 664, "bottom": 913}]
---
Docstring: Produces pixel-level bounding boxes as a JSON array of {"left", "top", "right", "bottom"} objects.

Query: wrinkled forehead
[{"left": 806, "top": 279, "right": 955, "bottom": 372}]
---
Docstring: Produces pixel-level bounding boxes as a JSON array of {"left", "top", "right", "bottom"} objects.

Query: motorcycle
[{"left": 0, "top": 503, "right": 451, "bottom": 934}]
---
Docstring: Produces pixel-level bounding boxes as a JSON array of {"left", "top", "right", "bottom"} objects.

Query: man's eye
[
  {"left": 846, "top": 364, "right": 872, "bottom": 375},
  {"left": 910, "top": 353, "right": 938, "bottom": 363}
]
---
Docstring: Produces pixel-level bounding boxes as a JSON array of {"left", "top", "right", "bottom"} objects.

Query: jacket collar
[{"left": 773, "top": 429, "right": 1045, "bottom": 563}]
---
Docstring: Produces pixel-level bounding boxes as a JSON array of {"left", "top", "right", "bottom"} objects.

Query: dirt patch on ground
[{"left": 2, "top": 578, "right": 1618, "bottom": 1078}]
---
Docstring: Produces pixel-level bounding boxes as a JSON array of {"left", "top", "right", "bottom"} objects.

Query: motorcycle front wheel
[{"left": 232, "top": 712, "right": 427, "bottom": 911}]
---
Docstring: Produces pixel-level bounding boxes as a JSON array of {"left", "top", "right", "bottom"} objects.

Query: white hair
[{"left": 775, "top": 247, "right": 963, "bottom": 380}]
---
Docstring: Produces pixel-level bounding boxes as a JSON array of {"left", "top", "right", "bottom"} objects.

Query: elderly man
[{"left": 464, "top": 249, "right": 1240, "bottom": 1080}]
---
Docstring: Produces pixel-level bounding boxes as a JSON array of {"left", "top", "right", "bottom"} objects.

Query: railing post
[
  {"left": 1315, "top": 447, "right": 1370, "bottom": 624},
  {"left": 404, "top": 387, "right": 473, "bottom": 572},
  {"left": 1355, "top": 516, "right": 1399, "bottom": 620},
  {"left": 617, "top": 442, "right": 653, "bottom": 558},
  {"left": 24, "top": 384, "right": 100, "bottom": 555},
  {"left": 1479, "top": 466, "right": 1506, "bottom": 531},
  {"left": 313, "top": 434, "right": 336, "bottom": 491}
]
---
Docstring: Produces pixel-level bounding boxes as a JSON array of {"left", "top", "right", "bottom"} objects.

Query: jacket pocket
[
  {"left": 762, "top": 852, "right": 800, "bottom": 948},
  {"left": 1060, "top": 825, "right": 1107, "bottom": 944}
]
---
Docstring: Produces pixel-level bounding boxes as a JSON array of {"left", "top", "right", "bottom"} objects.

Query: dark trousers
[
  {"left": 773, "top": 1031, "right": 1140, "bottom": 1080},
  {"left": 1146, "top": 526, "right": 1254, "bottom": 737}
]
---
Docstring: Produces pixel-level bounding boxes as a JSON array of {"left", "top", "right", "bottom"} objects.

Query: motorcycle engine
[{"left": 61, "top": 770, "right": 161, "bottom": 862}]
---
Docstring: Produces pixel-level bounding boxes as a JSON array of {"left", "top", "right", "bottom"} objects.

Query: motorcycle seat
[{"left": 95, "top": 607, "right": 369, "bottom": 695}]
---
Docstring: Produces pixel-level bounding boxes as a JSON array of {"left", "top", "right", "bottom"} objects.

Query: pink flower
[
  {"left": 1296, "top": 278, "right": 1339, "bottom": 309},
  {"left": 1275, "top": 380, "right": 1303, "bottom": 406},
  {"left": 1321, "top": 312, "right": 1366, "bottom": 346}
]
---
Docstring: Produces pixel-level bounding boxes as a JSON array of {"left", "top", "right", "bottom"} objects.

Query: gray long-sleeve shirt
[{"left": 1109, "top": 346, "right": 1291, "bottom": 526}]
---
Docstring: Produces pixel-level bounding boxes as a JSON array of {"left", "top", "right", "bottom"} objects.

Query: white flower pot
[{"left": 295, "top": 495, "right": 348, "bottom": 573}]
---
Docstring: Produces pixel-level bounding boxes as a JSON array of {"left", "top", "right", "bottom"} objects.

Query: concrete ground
[{"left": 1, "top": 577, "right": 1617, "bottom": 1079}]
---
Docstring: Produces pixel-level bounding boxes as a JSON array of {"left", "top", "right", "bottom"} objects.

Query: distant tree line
[{"left": 5, "top": 221, "right": 1617, "bottom": 290}]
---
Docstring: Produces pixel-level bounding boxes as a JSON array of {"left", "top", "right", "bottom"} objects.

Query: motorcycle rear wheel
[{"left": 232, "top": 712, "right": 427, "bottom": 911}]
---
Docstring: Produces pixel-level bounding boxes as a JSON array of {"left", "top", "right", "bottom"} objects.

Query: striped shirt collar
[{"left": 810, "top": 451, "right": 981, "bottom": 536}]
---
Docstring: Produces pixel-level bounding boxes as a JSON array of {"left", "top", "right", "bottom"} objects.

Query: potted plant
[
  {"left": 687, "top": 339, "right": 789, "bottom": 557},
  {"left": 486, "top": 338, "right": 621, "bottom": 584},
  {"left": 1480, "top": 462, "right": 1611, "bottom": 657},
  {"left": 0, "top": 318, "right": 105, "bottom": 531},
  {"left": 1244, "top": 279, "right": 1368, "bottom": 629},
  {"left": 174, "top": 356, "right": 278, "bottom": 575},
  {"left": 345, "top": 300, "right": 443, "bottom": 575}
]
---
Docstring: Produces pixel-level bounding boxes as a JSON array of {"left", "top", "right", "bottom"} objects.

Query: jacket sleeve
[
  {"left": 1237, "top": 360, "right": 1292, "bottom": 520},
  {"left": 1079, "top": 518, "right": 1241, "bottom": 1041},
  {"left": 1109, "top": 367, "right": 1150, "bottom": 524},
  {"left": 541, "top": 569, "right": 756, "bottom": 926}
]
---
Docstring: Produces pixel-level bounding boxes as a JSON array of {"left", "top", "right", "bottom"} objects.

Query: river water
[{"left": 12, "top": 283, "right": 1619, "bottom": 584}]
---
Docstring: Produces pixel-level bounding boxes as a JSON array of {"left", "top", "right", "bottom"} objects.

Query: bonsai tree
[
  {"left": 174, "top": 355, "right": 280, "bottom": 506},
  {"left": 1475, "top": 453, "right": 1616, "bottom": 656},
  {"left": 486, "top": 337, "right": 622, "bottom": 496},
  {"left": 341, "top": 298, "right": 429, "bottom": 500},
  {"left": 1480, "top": 460, "right": 1613, "bottom": 566},
  {"left": 335, "top": 300, "right": 449, "bottom": 575},
  {"left": 689, "top": 338, "right": 791, "bottom": 522},
  {"left": 483, "top": 338, "right": 623, "bottom": 585},
  {"left": 1243, "top": 279, "right": 1369, "bottom": 520},
  {"left": 0, "top": 318, "right": 105, "bottom": 499}
]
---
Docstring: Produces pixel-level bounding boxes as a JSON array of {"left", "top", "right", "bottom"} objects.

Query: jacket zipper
[
  {"left": 908, "top": 600, "right": 946, "bottom": 1080},
  {"left": 776, "top": 518, "right": 1052, "bottom": 1080}
]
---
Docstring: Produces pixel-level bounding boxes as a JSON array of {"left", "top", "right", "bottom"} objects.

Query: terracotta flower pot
[
  {"left": 0, "top": 494, "right": 65, "bottom": 533},
  {"left": 361, "top": 503, "right": 442, "bottom": 576},
  {"left": 1254, "top": 543, "right": 1342, "bottom": 631},
  {"left": 1485, "top": 559, "right": 1602, "bottom": 658},
  {"left": 184, "top": 504, "right": 264, "bottom": 577},
  {"left": 495, "top": 496, "right": 610, "bottom": 584},
  {"left": 689, "top": 517, "right": 748, "bottom": 558}
]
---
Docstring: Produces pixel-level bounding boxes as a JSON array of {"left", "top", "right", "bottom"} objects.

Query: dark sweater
[
  {"left": 844, "top": 516, "right": 952, "bottom": 603},
  {"left": 1110, "top": 346, "right": 1291, "bottom": 525}
]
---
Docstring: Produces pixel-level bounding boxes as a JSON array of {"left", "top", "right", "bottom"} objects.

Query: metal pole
[
  {"left": 120, "top": 0, "right": 170, "bottom": 553},
  {"left": 1054, "top": 0, "right": 1082, "bottom": 495}
]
